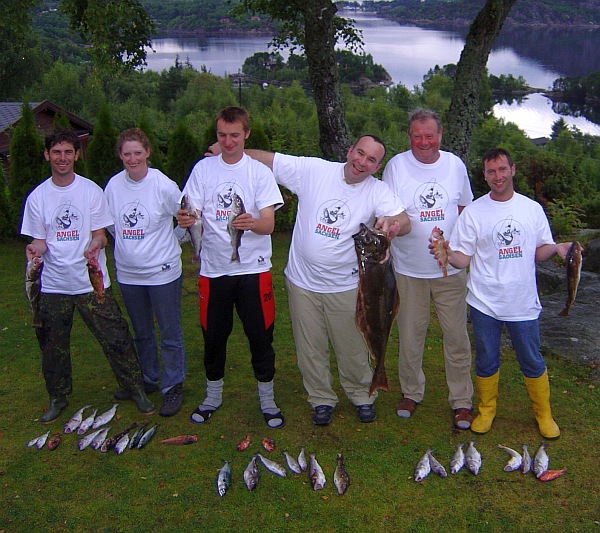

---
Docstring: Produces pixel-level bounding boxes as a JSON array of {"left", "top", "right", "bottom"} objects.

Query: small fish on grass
[
  {"left": 217, "top": 460, "right": 232, "bottom": 497},
  {"left": 498, "top": 444, "right": 523, "bottom": 472},
  {"left": 243, "top": 455, "right": 260, "bottom": 491},
  {"left": 136, "top": 424, "right": 159, "bottom": 449},
  {"left": 237, "top": 434, "right": 251, "bottom": 451},
  {"left": 257, "top": 452, "right": 287, "bottom": 477},
  {"left": 414, "top": 451, "right": 431, "bottom": 482},
  {"left": 159, "top": 434, "right": 198, "bottom": 445},
  {"left": 115, "top": 434, "right": 130, "bottom": 455},
  {"left": 64, "top": 405, "right": 91, "bottom": 434},
  {"left": 309, "top": 453, "right": 326, "bottom": 490},
  {"left": 181, "top": 194, "right": 203, "bottom": 262},
  {"left": 77, "top": 408, "right": 98, "bottom": 435},
  {"left": 427, "top": 450, "right": 447, "bottom": 478},
  {"left": 90, "top": 427, "right": 111, "bottom": 450},
  {"left": 538, "top": 467, "right": 567, "bottom": 482},
  {"left": 333, "top": 453, "right": 350, "bottom": 495},
  {"left": 78, "top": 428, "right": 104, "bottom": 451},
  {"left": 560, "top": 241, "right": 583, "bottom": 317},
  {"left": 92, "top": 403, "right": 118, "bottom": 429},
  {"left": 262, "top": 437, "right": 275, "bottom": 452},
  {"left": 450, "top": 443, "right": 465, "bottom": 474},
  {"left": 47, "top": 433, "right": 61, "bottom": 451},
  {"left": 298, "top": 447, "right": 308, "bottom": 472},
  {"left": 521, "top": 444, "right": 532, "bottom": 474},
  {"left": 27, "top": 431, "right": 50, "bottom": 449},
  {"left": 227, "top": 192, "right": 245, "bottom": 262},
  {"left": 87, "top": 257, "right": 104, "bottom": 302},
  {"left": 465, "top": 441, "right": 482, "bottom": 475},
  {"left": 129, "top": 424, "right": 149, "bottom": 449},
  {"left": 283, "top": 450, "right": 302, "bottom": 475},
  {"left": 101, "top": 423, "right": 138, "bottom": 452},
  {"left": 533, "top": 442, "right": 549, "bottom": 479},
  {"left": 429, "top": 226, "right": 449, "bottom": 277}
]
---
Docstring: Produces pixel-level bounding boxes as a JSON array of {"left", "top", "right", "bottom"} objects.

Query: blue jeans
[
  {"left": 119, "top": 275, "right": 186, "bottom": 391},
  {"left": 469, "top": 306, "right": 546, "bottom": 379}
]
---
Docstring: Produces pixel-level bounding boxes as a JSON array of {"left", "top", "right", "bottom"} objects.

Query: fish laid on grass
[
  {"left": 47, "top": 433, "right": 61, "bottom": 451},
  {"left": 159, "top": 434, "right": 198, "bottom": 445},
  {"left": 129, "top": 424, "right": 149, "bottom": 449},
  {"left": 427, "top": 450, "right": 448, "bottom": 478},
  {"left": 353, "top": 223, "right": 400, "bottom": 396},
  {"left": 521, "top": 444, "right": 532, "bottom": 475},
  {"left": 91, "top": 403, "right": 118, "bottom": 429},
  {"left": 429, "top": 226, "right": 449, "bottom": 277},
  {"left": 559, "top": 241, "right": 583, "bottom": 317},
  {"left": 498, "top": 444, "right": 523, "bottom": 472},
  {"left": 538, "top": 467, "right": 567, "bottom": 482},
  {"left": 533, "top": 443, "right": 550, "bottom": 479},
  {"left": 309, "top": 453, "right": 326, "bottom": 490},
  {"left": 237, "top": 434, "right": 252, "bottom": 451},
  {"left": 87, "top": 257, "right": 104, "bottom": 302},
  {"left": 283, "top": 450, "right": 302, "bottom": 475},
  {"left": 243, "top": 455, "right": 260, "bottom": 491},
  {"left": 90, "top": 427, "right": 111, "bottom": 450},
  {"left": 76, "top": 408, "right": 98, "bottom": 435},
  {"left": 64, "top": 405, "right": 91, "bottom": 434},
  {"left": 136, "top": 424, "right": 159, "bottom": 449},
  {"left": 217, "top": 460, "right": 232, "bottom": 497},
  {"left": 257, "top": 453, "right": 287, "bottom": 477},
  {"left": 25, "top": 257, "right": 44, "bottom": 327},
  {"left": 465, "top": 441, "right": 482, "bottom": 475},
  {"left": 333, "top": 453, "right": 350, "bottom": 495},
  {"left": 414, "top": 451, "right": 431, "bottom": 482},
  {"left": 262, "top": 437, "right": 275, "bottom": 452},
  {"left": 227, "top": 192, "right": 245, "bottom": 262},
  {"left": 27, "top": 431, "right": 50, "bottom": 449},
  {"left": 450, "top": 443, "right": 465, "bottom": 474},
  {"left": 78, "top": 428, "right": 104, "bottom": 451},
  {"left": 298, "top": 447, "right": 308, "bottom": 472},
  {"left": 101, "top": 423, "right": 138, "bottom": 452},
  {"left": 114, "top": 434, "right": 130, "bottom": 455},
  {"left": 181, "top": 194, "right": 203, "bottom": 262}
]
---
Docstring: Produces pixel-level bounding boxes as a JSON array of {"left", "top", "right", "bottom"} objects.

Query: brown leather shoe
[
  {"left": 396, "top": 398, "right": 417, "bottom": 418},
  {"left": 454, "top": 408, "right": 473, "bottom": 430}
]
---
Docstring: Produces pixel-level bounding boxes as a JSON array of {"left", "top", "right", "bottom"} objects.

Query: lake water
[{"left": 144, "top": 10, "right": 600, "bottom": 138}]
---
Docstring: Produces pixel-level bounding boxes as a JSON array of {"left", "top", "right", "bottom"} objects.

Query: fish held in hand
[
  {"left": 181, "top": 194, "right": 203, "bottom": 262},
  {"left": 465, "top": 441, "right": 482, "bottom": 475},
  {"left": 309, "top": 453, "right": 326, "bottom": 490},
  {"left": 333, "top": 453, "right": 350, "bottom": 495},
  {"left": 414, "top": 451, "right": 431, "bottom": 482},
  {"left": 559, "top": 241, "right": 583, "bottom": 317},
  {"left": 450, "top": 443, "right": 465, "bottom": 474},
  {"left": 497, "top": 444, "right": 523, "bottom": 472},
  {"left": 217, "top": 460, "right": 232, "bottom": 497},
  {"left": 353, "top": 223, "right": 400, "bottom": 396},
  {"left": 227, "top": 192, "right": 245, "bottom": 262},
  {"left": 533, "top": 442, "right": 549, "bottom": 479},
  {"left": 159, "top": 434, "right": 198, "bottom": 445},
  {"left": 237, "top": 433, "right": 252, "bottom": 451},
  {"left": 243, "top": 455, "right": 260, "bottom": 491},
  {"left": 64, "top": 405, "right": 91, "bottom": 434},
  {"left": 25, "top": 257, "right": 44, "bottom": 327},
  {"left": 87, "top": 257, "right": 104, "bottom": 302},
  {"left": 429, "top": 226, "right": 449, "bottom": 277}
]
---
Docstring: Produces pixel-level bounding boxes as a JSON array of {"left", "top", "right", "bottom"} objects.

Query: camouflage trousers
[{"left": 34, "top": 287, "right": 144, "bottom": 397}]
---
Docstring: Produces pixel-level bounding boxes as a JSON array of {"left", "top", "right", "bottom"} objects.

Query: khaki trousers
[
  {"left": 286, "top": 279, "right": 376, "bottom": 408},
  {"left": 395, "top": 270, "right": 473, "bottom": 409}
]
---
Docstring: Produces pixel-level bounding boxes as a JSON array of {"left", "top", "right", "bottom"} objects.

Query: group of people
[{"left": 22, "top": 106, "right": 569, "bottom": 439}]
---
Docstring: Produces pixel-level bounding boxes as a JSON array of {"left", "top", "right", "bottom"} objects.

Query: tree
[
  {"left": 166, "top": 121, "right": 202, "bottom": 187},
  {"left": 445, "top": 0, "right": 518, "bottom": 163},
  {"left": 86, "top": 103, "right": 121, "bottom": 186}
]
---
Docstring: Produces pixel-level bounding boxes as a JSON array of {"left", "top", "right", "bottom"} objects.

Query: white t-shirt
[
  {"left": 104, "top": 168, "right": 183, "bottom": 285},
  {"left": 182, "top": 153, "right": 283, "bottom": 277},
  {"left": 21, "top": 175, "right": 113, "bottom": 295},
  {"left": 274, "top": 152, "right": 406, "bottom": 293},
  {"left": 382, "top": 150, "right": 473, "bottom": 278},
  {"left": 450, "top": 192, "right": 555, "bottom": 321}
]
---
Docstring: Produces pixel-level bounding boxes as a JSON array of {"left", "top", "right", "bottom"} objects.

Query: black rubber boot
[
  {"left": 130, "top": 388, "right": 156, "bottom": 414},
  {"left": 40, "top": 396, "right": 68, "bottom": 424}
]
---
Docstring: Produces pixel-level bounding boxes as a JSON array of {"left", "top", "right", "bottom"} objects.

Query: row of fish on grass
[
  {"left": 217, "top": 447, "right": 350, "bottom": 497},
  {"left": 414, "top": 441, "right": 566, "bottom": 482}
]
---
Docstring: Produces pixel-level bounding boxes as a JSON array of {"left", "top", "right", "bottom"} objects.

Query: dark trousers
[
  {"left": 35, "top": 287, "right": 143, "bottom": 397},
  {"left": 198, "top": 272, "right": 276, "bottom": 382}
]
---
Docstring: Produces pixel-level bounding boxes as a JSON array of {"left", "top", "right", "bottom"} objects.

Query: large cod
[{"left": 353, "top": 223, "right": 400, "bottom": 396}]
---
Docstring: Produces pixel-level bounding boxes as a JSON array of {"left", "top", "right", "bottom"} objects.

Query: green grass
[{"left": 0, "top": 234, "right": 598, "bottom": 532}]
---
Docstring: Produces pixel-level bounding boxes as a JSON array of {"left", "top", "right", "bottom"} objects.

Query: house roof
[{"left": 0, "top": 100, "right": 94, "bottom": 134}]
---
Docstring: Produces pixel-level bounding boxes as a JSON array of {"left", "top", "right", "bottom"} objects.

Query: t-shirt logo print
[
  {"left": 52, "top": 201, "right": 83, "bottom": 241},
  {"left": 414, "top": 180, "right": 449, "bottom": 222},
  {"left": 315, "top": 199, "right": 350, "bottom": 240},
  {"left": 215, "top": 182, "right": 244, "bottom": 221},
  {"left": 121, "top": 200, "right": 149, "bottom": 239},
  {"left": 493, "top": 216, "right": 524, "bottom": 259}
]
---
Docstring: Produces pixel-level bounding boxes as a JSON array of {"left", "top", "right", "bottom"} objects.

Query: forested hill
[{"left": 367, "top": 0, "right": 600, "bottom": 28}]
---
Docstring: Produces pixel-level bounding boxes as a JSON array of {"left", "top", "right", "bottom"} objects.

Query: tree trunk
[
  {"left": 302, "top": 0, "right": 350, "bottom": 160},
  {"left": 445, "top": 0, "right": 518, "bottom": 163}
]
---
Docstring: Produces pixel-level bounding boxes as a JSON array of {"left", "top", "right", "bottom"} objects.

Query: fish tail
[
  {"left": 369, "top": 365, "right": 389, "bottom": 397},
  {"left": 559, "top": 307, "right": 569, "bottom": 317}
]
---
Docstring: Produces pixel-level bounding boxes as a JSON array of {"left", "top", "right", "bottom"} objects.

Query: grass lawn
[{"left": 0, "top": 233, "right": 598, "bottom": 532}]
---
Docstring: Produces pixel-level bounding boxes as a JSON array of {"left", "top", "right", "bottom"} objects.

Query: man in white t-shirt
[
  {"left": 382, "top": 108, "right": 474, "bottom": 429},
  {"left": 208, "top": 135, "right": 411, "bottom": 426},
  {"left": 438, "top": 147, "right": 570, "bottom": 439},
  {"left": 21, "top": 130, "right": 155, "bottom": 424}
]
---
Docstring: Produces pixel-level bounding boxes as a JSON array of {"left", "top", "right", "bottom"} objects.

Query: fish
[
  {"left": 559, "top": 241, "right": 583, "bottom": 317},
  {"left": 159, "top": 434, "right": 198, "bottom": 445},
  {"left": 91, "top": 403, "right": 118, "bottom": 429},
  {"left": 256, "top": 452, "right": 287, "bottom": 477},
  {"left": 27, "top": 431, "right": 50, "bottom": 449},
  {"left": 414, "top": 451, "right": 431, "bottom": 482},
  {"left": 262, "top": 437, "right": 275, "bottom": 452},
  {"left": 78, "top": 428, "right": 104, "bottom": 451},
  {"left": 533, "top": 442, "right": 549, "bottom": 479},
  {"left": 333, "top": 453, "right": 350, "bottom": 495},
  {"left": 309, "top": 453, "right": 326, "bottom": 490},
  {"left": 76, "top": 409, "right": 98, "bottom": 435},
  {"left": 47, "top": 433, "right": 61, "bottom": 451},
  {"left": 87, "top": 257, "right": 104, "bottom": 302},
  {"left": 217, "top": 460, "right": 232, "bottom": 497},
  {"left": 101, "top": 423, "right": 138, "bottom": 452},
  {"left": 136, "top": 424, "right": 159, "bottom": 449},
  {"left": 226, "top": 192, "right": 245, "bottom": 262},
  {"left": 64, "top": 405, "right": 91, "bottom": 434},
  {"left": 429, "top": 226, "right": 449, "bottom": 277},
  {"left": 243, "top": 455, "right": 260, "bottom": 491},
  {"left": 538, "top": 467, "right": 567, "bottom": 482},
  {"left": 450, "top": 443, "right": 465, "bottom": 474},
  {"left": 114, "top": 434, "right": 130, "bottom": 455},
  {"left": 129, "top": 423, "right": 149, "bottom": 449},
  {"left": 498, "top": 444, "right": 523, "bottom": 472},
  {"left": 352, "top": 223, "right": 400, "bottom": 396},
  {"left": 237, "top": 434, "right": 252, "bottom": 451},
  {"left": 465, "top": 441, "right": 482, "bottom": 475},
  {"left": 521, "top": 444, "right": 532, "bottom": 475},
  {"left": 181, "top": 194, "right": 203, "bottom": 262},
  {"left": 25, "top": 257, "right": 44, "bottom": 327},
  {"left": 427, "top": 450, "right": 448, "bottom": 478},
  {"left": 283, "top": 450, "right": 302, "bottom": 475},
  {"left": 90, "top": 427, "right": 111, "bottom": 450},
  {"left": 298, "top": 447, "right": 308, "bottom": 472}
]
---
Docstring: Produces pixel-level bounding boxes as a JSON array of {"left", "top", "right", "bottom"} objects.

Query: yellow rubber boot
[
  {"left": 471, "top": 372, "right": 499, "bottom": 434},
  {"left": 523, "top": 369, "right": 560, "bottom": 439}
]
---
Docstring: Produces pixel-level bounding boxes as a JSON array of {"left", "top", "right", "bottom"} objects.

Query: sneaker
[
  {"left": 114, "top": 382, "right": 159, "bottom": 401},
  {"left": 396, "top": 397, "right": 417, "bottom": 418},
  {"left": 159, "top": 383, "right": 183, "bottom": 417},
  {"left": 356, "top": 404, "right": 377, "bottom": 423},
  {"left": 453, "top": 408, "right": 473, "bottom": 430},
  {"left": 312, "top": 405, "right": 334, "bottom": 426}
]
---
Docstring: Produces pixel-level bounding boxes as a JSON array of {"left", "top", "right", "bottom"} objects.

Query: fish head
[
  {"left": 430, "top": 226, "right": 444, "bottom": 242},
  {"left": 232, "top": 193, "right": 245, "bottom": 214},
  {"left": 353, "top": 223, "right": 389, "bottom": 264}
]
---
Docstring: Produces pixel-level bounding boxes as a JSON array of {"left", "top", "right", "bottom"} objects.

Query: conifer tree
[
  {"left": 86, "top": 103, "right": 121, "bottom": 186},
  {"left": 138, "top": 114, "right": 165, "bottom": 172},
  {"left": 166, "top": 121, "right": 202, "bottom": 187}
]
